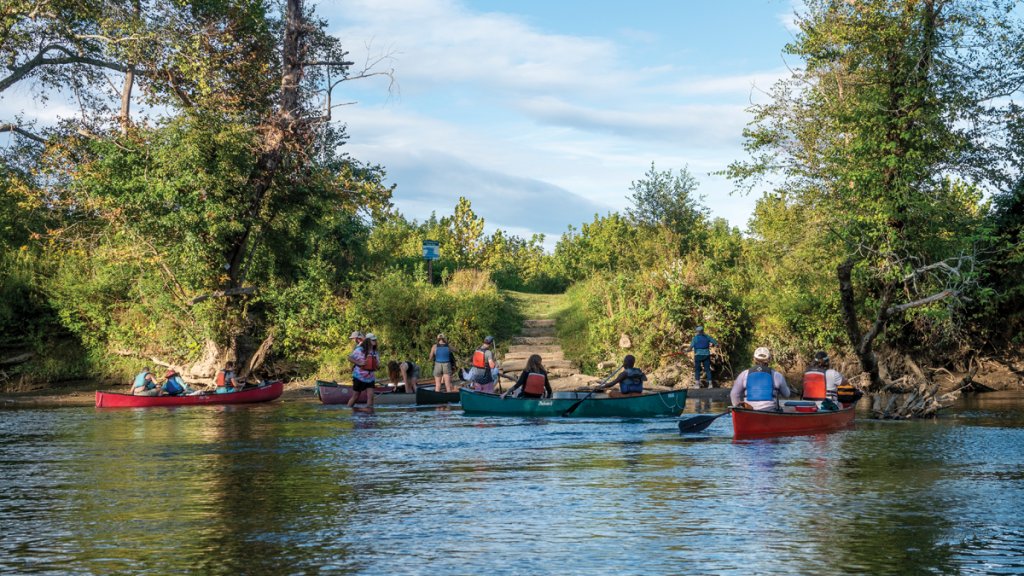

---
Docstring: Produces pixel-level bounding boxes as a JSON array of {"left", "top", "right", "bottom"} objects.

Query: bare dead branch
[
  {"left": 886, "top": 289, "right": 958, "bottom": 315},
  {"left": 188, "top": 286, "right": 256, "bottom": 305},
  {"left": 0, "top": 123, "right": 45, "bottom": 143}
]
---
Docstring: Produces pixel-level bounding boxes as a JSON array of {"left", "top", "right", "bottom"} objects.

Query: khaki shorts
[{"left": 433, "top": 362, "right": 452, "bottom": 377}]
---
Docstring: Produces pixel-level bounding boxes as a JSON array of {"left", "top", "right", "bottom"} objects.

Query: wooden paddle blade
[{"left": 678, "top": 412, "right": 729, "bottom": 433}]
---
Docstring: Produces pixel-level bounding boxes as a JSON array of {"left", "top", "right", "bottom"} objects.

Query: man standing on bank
[{"left": 688, "top": 326, "right": 719, "bottom": 388}]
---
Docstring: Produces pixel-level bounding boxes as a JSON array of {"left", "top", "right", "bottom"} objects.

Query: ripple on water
[{"left": 0, "top": 396, "right": 1023, "bottom": 574}]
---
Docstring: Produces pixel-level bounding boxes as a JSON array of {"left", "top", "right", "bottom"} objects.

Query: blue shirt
[{"left": 691, "top": 334, "right": 719, "bottom": 358}]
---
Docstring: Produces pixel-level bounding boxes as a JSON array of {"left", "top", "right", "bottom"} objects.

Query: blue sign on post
[{"left": 422, "top": 240, "right": 440, "bottom": 260}]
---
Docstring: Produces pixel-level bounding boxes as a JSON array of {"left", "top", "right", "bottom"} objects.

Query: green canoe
[{"left": 459, "top": 388, "right": 687, "bottom": 418}]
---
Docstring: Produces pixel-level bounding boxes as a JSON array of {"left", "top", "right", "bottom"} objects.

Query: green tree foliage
[
  {"left": 626, "top": 163, "right": 708, "bottom": 254},
  {"left": 727, "top": 0, "right": 1024, "bottom": 388},
  {"left": 0, "top": 0, "right": 399, "bottom": 381}
]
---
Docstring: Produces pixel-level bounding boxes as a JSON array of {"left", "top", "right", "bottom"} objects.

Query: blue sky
[
  {"left": 1, "top": 0, "right": 802, "bottom": 248},
  {"left": 318, "top": 0, "right": 801, "bottom": 246}
]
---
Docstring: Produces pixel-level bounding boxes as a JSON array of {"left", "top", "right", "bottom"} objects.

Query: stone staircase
[{"left": 501, "top": 319, "right": 576, "bottom": 379}]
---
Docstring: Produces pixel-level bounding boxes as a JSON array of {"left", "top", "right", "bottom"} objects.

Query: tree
[
  {"left": 626, "top": 162, "right": 708, "bottom": 253},
  {"left": 728, "top": 0, "right": 1024, "bottom": 416},
  {"left": 4, "top": 0, "right": 396, "bottom": 378},
  {"left": 440, "top": 197, "right": 485, "bottom": 269}
]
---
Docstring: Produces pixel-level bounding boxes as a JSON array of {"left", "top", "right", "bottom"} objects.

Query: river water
[{"left": 1, "top": 392, "right": 1023, "bottom": 575}]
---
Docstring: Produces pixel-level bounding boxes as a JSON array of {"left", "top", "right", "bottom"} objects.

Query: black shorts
[{"left": 352, "top": 378, "right": 375, "bottom": 392}]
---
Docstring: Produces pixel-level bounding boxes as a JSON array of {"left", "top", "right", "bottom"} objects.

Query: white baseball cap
[{"left": 753, "top": 346, "right": 772, "bottom": 361}]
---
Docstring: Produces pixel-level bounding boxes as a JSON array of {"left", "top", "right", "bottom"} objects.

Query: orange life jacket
[
  {"left": 523, "top": 372, "right": 546, "bottom": 396},
  {"left": 472, "top": 348, "right": 489, "bottom": 369},
  {"left": 364, "top": 354, "right": 379, "bottom": 371},
  {"left": 216, "top": 369, "right": 226, "bottom": 387},
  {"left": 802, "top": 369, "right": 827, "bottom": 401}
]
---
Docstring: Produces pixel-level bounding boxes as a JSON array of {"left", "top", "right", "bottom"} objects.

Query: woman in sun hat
[{"left": 347, "top": 333, "right": 381, "bottom": 408}]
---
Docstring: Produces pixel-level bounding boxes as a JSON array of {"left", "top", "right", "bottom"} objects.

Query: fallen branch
[
  {"left": 0, "top": 353, "right": 33, "bottom": 366},
  {"left": 188, "top": 286, "right": 256, "bottom": 305}
]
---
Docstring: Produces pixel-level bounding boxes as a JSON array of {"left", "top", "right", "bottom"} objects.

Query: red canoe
[
  {"left": 95, "top": 381, "right": 284, "bottom": 408},
  {"left": 732, "top": 404, "right": 856, "bottom": 438}
]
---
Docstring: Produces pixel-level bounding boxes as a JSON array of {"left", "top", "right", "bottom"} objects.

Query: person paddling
[
  {"left": 730, "top": 347, "right": 790, "bottom": 411},
  {"left": 596, "top": 354, "right": 647, "bottom": 398}
]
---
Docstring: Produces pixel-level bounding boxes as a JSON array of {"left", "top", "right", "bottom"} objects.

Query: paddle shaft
[{"left": 562, "top": 366, "right": 622, "bottom": 416}]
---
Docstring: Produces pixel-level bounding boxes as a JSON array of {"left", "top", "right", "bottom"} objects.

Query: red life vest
[
  {"left": 216, "top": 370, "right": 226, "bottom": 387},
  {"left": 802, "top": 369, "right": 826, "bottom": 401},
  {"left": 472, "top": 348, "right": 489, "bottom": 369},
  {"left": 364, "top": 354, "right": 379, "bottom": 371},
  {"left": 523, "top": 372, "right": 546, "bottom": 396}
]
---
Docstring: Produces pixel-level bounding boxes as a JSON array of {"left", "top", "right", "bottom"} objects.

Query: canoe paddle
[
  {"left": 562, "top": 366, "right": 622, "bottom": 417},
  {"left": 678, "top": 410, "right": 731, "bottom": 433}
]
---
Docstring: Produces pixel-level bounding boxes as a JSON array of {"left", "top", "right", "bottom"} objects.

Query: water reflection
[{"left": 0, "top": 394, "right": 1022, "bottom": 574}]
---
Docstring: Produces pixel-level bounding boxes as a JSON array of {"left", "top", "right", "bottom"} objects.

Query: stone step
[
  {"left": 504, "top": 350, "right": 565, "bottom": 360},
  {"left": 524, "top": 319, "right": 555, "bottom": 328},
  {"left": 506, "top": 343, "right": 563, "bottom": 352},
  {"left": 511, "top": 336, "right": 556, "bottom": 345},
  {"left": 520, "top": 326, "right": 555, "bottom": 337},
  {"left": 502, "top": 358, "right": 575, "bottom": 371}
]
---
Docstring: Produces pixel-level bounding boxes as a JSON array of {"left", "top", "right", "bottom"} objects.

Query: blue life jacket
[
  {"left": 693, "top": 334, "right": 711, "bottom": 351},
  {"left": 163, "top": 376, "right": 185, "bottom": 396},
  {"left": 745, "top": 365, "right": 775, "bottom": 402},
  {"left": 620, "top": 368, "right": 645, "bottom": 394},
  {"left": 434, "top": 344, "right": 451, "bottom": 364},
  {"left": 133, "top": 371, "right": 154, "bottom": 391}
]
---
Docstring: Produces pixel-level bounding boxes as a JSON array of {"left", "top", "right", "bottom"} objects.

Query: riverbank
[{"left": 0, "top": 379, "right": 732, "bottom": 408}]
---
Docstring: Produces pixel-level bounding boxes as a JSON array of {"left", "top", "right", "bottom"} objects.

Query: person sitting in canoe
[
  {"left": 802, "top": 351, "right": 845, "bottom": 409},
  {"left": 348, "top": 333, "right": 380, "bottom": 408},
  {"left": 467, "top": 335, "right": 499, "bottom": 393},
  {"left": 596, "top": 354, "right": 647, "bottom": 397},
  {"left": 730, "top": 347, "right": 791, "bottom": 411},
  {"left": 428, "top": 333, "right": 457, "bottom": 393},
  {"left": 130, "top": 366, "right": 160, "bottom": 396},
  {"left": 161, "top": 369, "right": 191, "bottom": 396},
  {"left": 501, "top": 354, "right": 552, "bottom": 399},
  {"left": 387, "top": 360, "right": 420, "bottom": 393},
  {"left": 215, "top": 361, "right": 243, "bottom": 394}
]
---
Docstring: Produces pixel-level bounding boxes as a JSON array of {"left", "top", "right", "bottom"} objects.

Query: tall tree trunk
[
  {"left": 223, "top": 0, "right": 307, "bottom": 290},
  {"left": 837, "top": 258, "right": 886, "bottom": 391},
  {"left": 119, "top": 65, "right": 134, "bottom": 134}
]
